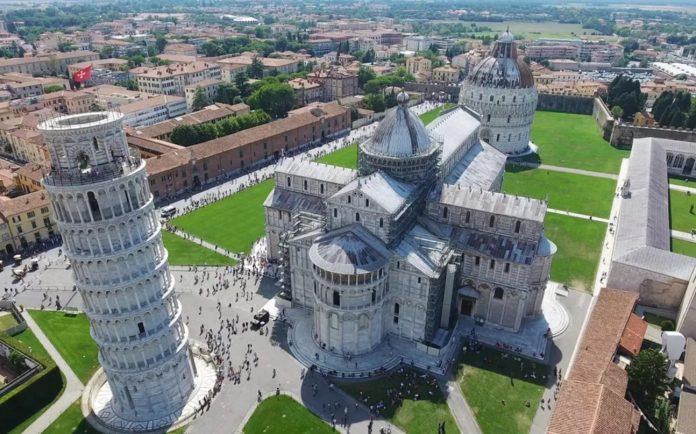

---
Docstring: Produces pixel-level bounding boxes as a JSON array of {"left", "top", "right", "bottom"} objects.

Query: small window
[
  {"left": 504, "top": 263, "right": 510, "bottom": 273},
  {"left": 303, "top": 180, "right": 308, "bottom": 190},
  {"left": 347, "top": 195, "right": 351, "bottom": 204},
  {"left": 489, "top": 215, "right": 495, "bottom": 227},
  {"left": 494, "top": 287, "right": 504, "bottom": 299},
  {"left": 443, "top": 206, "right": 448, "bottom": 219},
  {"left": 286, "top": 176, "right": 291, "bottom": 187},
  {"left": 92, "top": 137, "right": 99, "bottom": 150},
  {"left": 496, "top": 133, "right": 500, "bottom": 142},
  {"left": 486, "top": 114, "right": 491, "bottom": 122},
  {"left": 320, "top": 183, "right": 324, "bottom": 194},
  {"left": 333, "top": 208, "right": 338, "bottom": 218},
  {"left": 396, "top": 261, "right": 400, "bottom": 269},
  {"left": 332, "top": 290, "right": 340, "bottom": 306},
  {"left": 465, "top": 211, "right": 470, "bottom": 223},
  {"left": 137, "top": 322, "right": 145, "bottom": 334},
  {"left": 490, "top": 259, "right": 495, "bottom": 269},
  {"left": 355, "top": 212, "right": 360, "bottom": 222},
  {"left": 475, "top": 256, "right": 480, "bottom": 266},
  {"left": 379, "top": 217, "right": 384, "bottom": 228},
  {"left": 394, "top": 303, "right": 400, "bottom": 315},
  {"left": 417, "top": 277, "right": 421, "bottom": 284},
  {"left": 507, "top": 115, "right": 511, "bottom": 124},
  {"left": 365, "top": 198, "right": 370, "bottom": 207},
  {"left": 515, "top": 220, "right": 521, "bottom": 233},
  {"left": 489, "top": 95, "right": 494, "bottom": 102}
]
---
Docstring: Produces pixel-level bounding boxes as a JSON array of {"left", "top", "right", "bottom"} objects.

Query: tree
[
  {"left": 191, "top": 87, "right": 210, "bottom": 112},
  {"left": 654, "top": 397, "right": 674, "bottom": 434},
  {"left": 246, "top": 82, "right": 295, "bottom": 118},
  {"left": 606, "top": 75, "right": 646, "bottom": 120},
  {"left": 44, "top": 84, "right": 64, "bottom": 93},
  {"left": 358, "top": 65, "right": 376, "bottom": 89},
  {"left": 155, "top": 35, "right": 167, "bottom": 54},
  {"left": 363, "top": 93, "right": 386, "bottom": 112},
  {"left": 627, "top": 348, "right": 671, "bottom": 413},
  {"left": 610, "top": 105, "right": 624, "bottom": 119},
  {"left": 361, "top": 48, "right": 375, "bottom": 64},
  {"left": 247, "top": 57, "right": 265, "bottom": 79},
  {"left": 215, "top": 83, "right": 239, "bottom": 104},
  {"left": 115, "top": 79, "right": 138, "bottom": 91},
  {"left": 235, "top": 71, "right": 251, "bottom": 98},
  {"left": 170, "top": 125, "right": 199, "bottom": 147}
]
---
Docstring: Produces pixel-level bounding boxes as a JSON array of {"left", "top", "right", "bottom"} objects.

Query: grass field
[
  {"left": 458, "top": 345, "right": 547, "bottom": 434},
  {"left": 544, "top": 214, "right": 606, "bottom": 291},
  {"left": 43, "top": 400, "right": 100, "bottom": 434},
  {"left": 522, "top": 111, "right": 630, "bottom": 174},
  {"left": 171, "top": 179, "right": 275, "bottom": 254},
  {"left": 339, "top": 368, "right": 457, "bottom": 434},
  {"left": 669, "top": 189, "right": 696, "bottom": 234},
  {"left": 419, "top": 102, "right": 456, "bottom": 126},
  {"left": 161, "top": 231, "right": 236, "bottom": 266},
  {"left": 456, "top": 20, "right": 606, "bottom": 40},
  {"left": 672, "top": 238, "right": 696, "bottom": 258},
  {"left": 0, "top": 311, "right": 18, "bottom": 331},
  {"left": 315, "top": 143, "right": 358, "bottom": 169},
  {"left": 243, "top": 395, "right": 333, "bottom": 434},
  {"left": 503, "top": 167, "right": 616, "bottom": 218},
  {"left": 29, "top": 310, "right": 99, "bottom": 384}
]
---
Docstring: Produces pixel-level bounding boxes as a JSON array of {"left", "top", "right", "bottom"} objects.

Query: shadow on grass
[{"left": 455, "top": 344, "right": 549, "bottom": 388}]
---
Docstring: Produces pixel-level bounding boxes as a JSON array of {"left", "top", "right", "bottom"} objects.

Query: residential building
[
  {"left": 310, "top": 67, "right": 359, "bottom": 102},
  {"left": 0, "top": 190, "right": 55, "bottom": 254},
  {"left": 118, "top": 95, "right": 187, "bottom": 127},
  {"left": 164, "top": 43, "right": 198, "bottom": 56},
  {"left": 0, "top": 51, "right": 99, "bottom": 75},
  {"left": 14, "top": 162, "right": 45, "bottom": 193},
  {"left": 525, "top": 44, "right": 580, "bottom": 61},
  {"left": 404, "top": 35, "right": 433, "bottom": 52},
  {"left": 184, "top": 79, "right": 224, "bottom": 111},
  {"left": 216, "top": 56, "right": 299, "bottom": 76},
  {"left": 406, "top": 56, "right": 432, "bottom": 82},
  {"left": 289, "top": 78, "right": 324, "bottom": 105},
  {"left": 432, "top": 65, "right": 460, "bottom": 83},
  {"left": 134, "top": 62, "right": 222, "bottom": 97}
]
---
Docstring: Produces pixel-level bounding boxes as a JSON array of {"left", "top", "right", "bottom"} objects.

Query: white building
[
  {"left": 39, "top": 112, "right": 199, "bottom": 425},
  {"left": 134, "top": 62, "right": 222, "bottom": 97},
  {"left": 118, "top": 95, "right": 187, "bottom": 128},
  {"left": 404, "top": 35, "right": 433, "bottom": 52},
  {"left": 459, "top": 31, "right": 537, "bottom": 155},
  {"left": 185, "top": 79, "right": 223, "bottom": 111}
]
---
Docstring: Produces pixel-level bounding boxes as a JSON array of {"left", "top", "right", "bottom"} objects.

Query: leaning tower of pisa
[{"left": 39, "top": 112, "right": 212, "bottom": 430}]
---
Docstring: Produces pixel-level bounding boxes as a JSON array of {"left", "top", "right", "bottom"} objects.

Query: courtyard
[{"left": 669, "top": 189, "right": 696, "bottom": 234}]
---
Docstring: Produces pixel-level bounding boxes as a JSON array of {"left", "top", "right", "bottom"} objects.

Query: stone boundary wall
[
  {"left": 609, "top": 122, "right": 696, "bottom": 148},
  {"left": 404, "top": 81, "right": 460, "bottom": 101},
  {"left": 592, "top": 97, "right": 615, "bottom": 141},
  {"left": 536, "top": 93, "right": 594, "bottom": 115},
  {"left": 0, "top": 340, "right": 41, "bottom": 398}
]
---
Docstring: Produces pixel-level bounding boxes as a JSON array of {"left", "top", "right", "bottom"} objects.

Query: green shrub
[{"left": 660, "top": 320, "right": 675, "bottom": 331}]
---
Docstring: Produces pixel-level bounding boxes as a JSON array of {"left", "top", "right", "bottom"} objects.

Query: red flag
[{"left": 73, "top": 65, "right": 92, "bottom": 83}]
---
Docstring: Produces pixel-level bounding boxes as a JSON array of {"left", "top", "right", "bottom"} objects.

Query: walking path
[
  {"left": 669, "top": 183, "right": 696, "bottom": 194},
  {"left": 546, "top": 208, "right": 610, "bottom": 224},
  {"left": 441, "top": 377, "right": 483, "bottom": 434},
  {"left": 168, "top": 228, "right": 242, "bottom": 261},
  {"left": 672, "top": 229, "right": 696, "bottom": 243},
  {"left": 509, "top": 161, "right": 618, "bottom": 180},
  {"left": 22, "top": 311, "right": 85, "bottom": 434}
]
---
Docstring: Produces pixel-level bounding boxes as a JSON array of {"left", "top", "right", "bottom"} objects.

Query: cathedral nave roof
[
  {"left": 333, "top": 171, "right": 417, "bottom": 215},
  {"left": 309, "top": 224, "right": 391, "bottom": 275},
  {"left": 393, "top": 224, "right": 451, "bottom": 278},
  {"left": 434, "top": 184, "right": 546, "bottom": 223},
  {"left": 444, "top": 140, "right": 506, "bottom": 190}
]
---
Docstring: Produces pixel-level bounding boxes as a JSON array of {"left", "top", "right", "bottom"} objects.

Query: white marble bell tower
[{"left": 40, "top": 112, "right": 198, "bottom": 423}]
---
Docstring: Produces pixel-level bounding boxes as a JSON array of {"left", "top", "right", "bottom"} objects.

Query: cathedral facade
[
  {"left": 265, "top": 91, "right": 554, "bottom": 356},
  {"left": 459, "top": 31, "right": 538, "bottom": 156}
]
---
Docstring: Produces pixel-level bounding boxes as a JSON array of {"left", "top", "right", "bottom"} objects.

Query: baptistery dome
[
  {"left": 359, "top": 92, "right": 441, "bottom": 183},
  {"left": 459, "top": 31, "right": 538, "bottom": 156}
]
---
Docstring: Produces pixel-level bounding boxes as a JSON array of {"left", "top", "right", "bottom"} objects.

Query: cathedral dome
[
  {"left": 362, "top": 92, "right": 435, "bottom": 158},
  {"left": 467, "top": 31, "right": 534, "bottom": 89}
]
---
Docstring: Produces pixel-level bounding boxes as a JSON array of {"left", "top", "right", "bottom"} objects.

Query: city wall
[{"left": 536, "top": 93, "right": 594, "bottom": 115}]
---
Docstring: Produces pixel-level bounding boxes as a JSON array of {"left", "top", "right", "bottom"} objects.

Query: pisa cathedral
[{"left": 264, "top": 33, "right": 555, "bottom": 357}]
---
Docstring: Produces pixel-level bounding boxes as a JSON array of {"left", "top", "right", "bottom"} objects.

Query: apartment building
[
  {"left": 184, "top": 79, "right": 224, "bottom": 111},
  {"left": 525, "top": 44, "right": 580, "bottom": 61},
  {"left": 406, "top": 56, "right": 432, "bottom": 82},
  {"left": 289, "top": 78, "right": 324, "bottom": 105},
  {"left": 134, "top": 62, "right": 222, "bottom": 97},
  {"left": 216, "top": 56, "right": 299, "bottom": 76},
  {"left": 432, "top": 65, "right": 460, "bottom": 83},
  {"left": 118, "top": 94, "right": 187, "bottom": 127},
  {"left": 0, "top": 190, "right": 55, "bottom": 254},
  {"left": 310, "top": 67, "right": 359, "bottom": 102},
  {"left": 0, "top": 51, "right": 99, "bottom": 75}
]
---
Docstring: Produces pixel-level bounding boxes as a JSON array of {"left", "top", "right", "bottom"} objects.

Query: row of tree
[
  {"left": 652, "top": 90, "right": 696, "bottom": 129},
  {"left": 606, "top": 75, "right": 647, "bottom": 121},
  {"left": 170, "top": 110, "right": 271, "bottom": 147}
]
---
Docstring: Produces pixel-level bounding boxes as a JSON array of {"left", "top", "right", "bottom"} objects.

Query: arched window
[
  {"left": 347, "top": 195, "right": 352, "bottom": 204},
  {"left": 494, "top": 287, "right": 504, "bottom": 299},
  {"left": 489, "top": 215, "right": 495, "bottom": 227},
  {"left": 489, "top": 259, "right": 495, "bottom": 269},
  {"left": 479, "top": 93, "right": 483, "bottom": 100},
  {"left": 465, "top": 211, "right": 471, "bottom": 223},
  {"left": 87, "top": 191, "right": 101, "bottom": 220},
  {"left": 320, "top": 183, "right": 324, "bottom": 194},
  {"left": 486, "top": 114, "right": 491, "bottom": 122},
  {"left": 507, "top": 115, "right": 511, "bottom": 123},
  {"left": 489, "top": 95, "right": 494, "bottom": 102},
  {"left": 513, "top": 96, "right": 517, "bottom": 103},
  {"left": 371, "top": 289, "right": 376, "bottom": 303},
  {"left": 303, "top": 179, "right": 308, "bottom": 190},
  {"left": 93, "top": 137, "right": 99, "bottom": 150},
  {"left": 443, "top": 206, "right": 449, "bottom": 219},
  {"left": 333, "top": 208, "right": 338, "bottom": 218},
  {"left": 667, "top": 153, "right": 674, "bottom": 166},
  {"left": 496, "top": 134, "right": 500, "bottom": 142},
  {"left": 355, "top": 212, "right": 360, "bottom": 222},
  {"left": 365, "top": 198, "right": 370, "bottom": 207},
  {"left": 515, "top": 220, "right": 521, "bottom": 233},
  {"left": 332, "top": 290, "right": 340, "bottom": 306},
  {"left": 394, "top": 303, "right": 400, "bottom": 314},
  {"left": 675, "top": 154, "right": 685, "bottom": 168},
  {"left": 379, "top": 217, "right": 384, "bottom": 228},
  {"left": 286, "top": 176, "right": 291, "bottom": 187}
]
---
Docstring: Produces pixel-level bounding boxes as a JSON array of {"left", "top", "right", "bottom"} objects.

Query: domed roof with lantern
[{"left": 467, "top": 30, "right": 535, "bottom": 89}]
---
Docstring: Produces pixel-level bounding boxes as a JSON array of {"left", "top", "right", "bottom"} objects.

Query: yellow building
[
  {"left": 432, "top": 65, "right": 460, "bottom": 83},
  {"left": 0, "top": 190, "right": 55, "bottom": 254},
  {"left": 406, "top": 56, "right": 432, "bottom": 82}
]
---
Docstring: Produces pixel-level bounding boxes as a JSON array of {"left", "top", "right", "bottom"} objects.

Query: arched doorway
[
  {"left": 5, "top": 244, "right": 13, "bottom": 255},
  {"left": 460, "top": 298, "right": 474, "bottom": 316},
  {"left": 684, "top": 157, "right": 695, "bottom": 175}
]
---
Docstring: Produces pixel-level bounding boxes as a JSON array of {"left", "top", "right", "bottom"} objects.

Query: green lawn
[
  {"left": 457, "top": 346, "right": 547, "bottom": 434},
  {"left": 171, "top": 179, "right": 275, "bottom": 254},
  {"left": 315, "top": 143, "right": 358, "bottom": 169},
  {"left": 669, "top": 189, "right": 696, "bottom": 233},
  {"left": 672, "top": 238, "right": 696, "bottom": 257},
  {"left": 29, "top": 311, "right": 98, "bottom": 384},
  {"left": 42, "top": 400, "right": 100, "bottom": 434},
  {"left": 457, "top": 20, "right": 605, "bottom": 40},
  {"left": 419, "top": 102, "right": 456, "bottom": 126},
  {"left": 162, "top": 231, "right": 236, "bottom": 266},
  {"left": 243, "top": 395, "right": 333, "bottom": 434},
  {"left": 339, "top": 368, "right": 457, "bottom": 434},
  {"left": 0, "top": 312, "right": 18, "bottom": 331},
  {"left": 522, "top": 111, "right": 630, "bottom": 174},
  {"left": 544, "top": 214, "right": 606, "bottom": 291},
  {"left": 503, "top": 167, "right": 616, "bottom": 218},
  {"left": 668, "top": 176, "right": 696, "bottom": 188}
]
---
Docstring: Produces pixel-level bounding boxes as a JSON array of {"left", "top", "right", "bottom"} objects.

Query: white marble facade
[{"left": 40, "top": 112, "right": 198, "bottom": 422}]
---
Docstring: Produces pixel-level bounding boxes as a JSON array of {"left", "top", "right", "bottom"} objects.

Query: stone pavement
[{"left": 21, "top": 310, "right": 85, "bottom": 434}]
